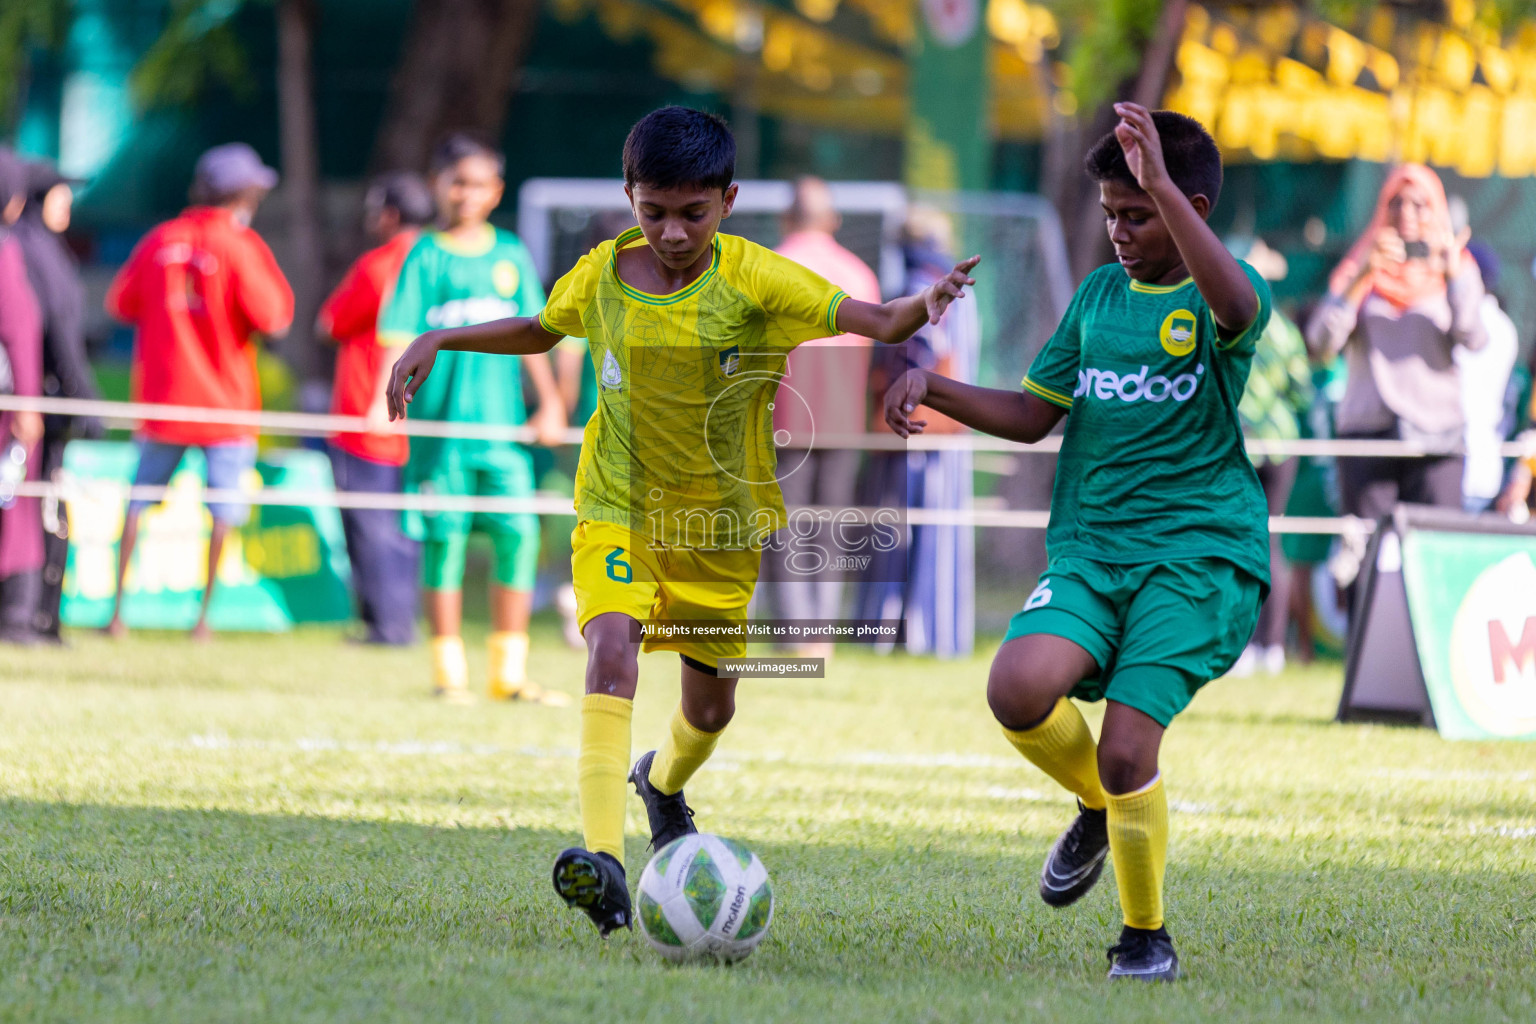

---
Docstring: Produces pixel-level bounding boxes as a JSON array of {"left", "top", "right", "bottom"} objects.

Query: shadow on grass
[{"left": 0, "top": 799, "right": 1531, "bottom": 1023}]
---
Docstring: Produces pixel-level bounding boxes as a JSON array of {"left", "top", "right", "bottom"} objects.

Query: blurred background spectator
[
  {"left": 1231, "top": 239, "right": 1313, "bottom": 676},
  {"left": 1279, "top": 333, "right": 1348, "bottom": 664},
  {"left": 104, "top": 143, "right": 294, "bottom": 641},
  {"left": 1306, "top": 164, "right": 1485, "bottom": 522},
  {"left": 1496, "top": 348, "right": 1536, "bottom": 520},
  {"left": 1455, "top": 240, "right": 1519, "bottom": 514},
  {"left": 758, "top": 176, "right": 882, "bottom": 654},
  {"left": 0, "top": 149, "right": 45, "bottom": 645},
  {"left": 317, "top": 172, "right": 434, "bottom": 646},
  {"left": 7, "top": 160, "right": 102, "bottom": 644},
  {"left": 858, "top": 207, "right": 978, "bottom": 658},
  {"left": 376, "top": 134, "right": 565, "bottom": 704}
]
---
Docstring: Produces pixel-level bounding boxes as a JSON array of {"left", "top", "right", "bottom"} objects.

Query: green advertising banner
[
  {"left": 61, "top": 441, "right": 353, "bottom": 632},
  {"left": 1402, "top": 530, "right": 1536, "bottom": 740},
  {"left": 906, "top": 0, "right": 990, "bottom": 192}
]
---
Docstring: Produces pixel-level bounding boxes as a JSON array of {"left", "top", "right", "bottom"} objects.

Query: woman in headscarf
[
  {"left": 0, "top": 148, "right": 46, "bottom": 644},
  {"left": 1306, "top": 164, "right": 1486, "bottom": 519}
]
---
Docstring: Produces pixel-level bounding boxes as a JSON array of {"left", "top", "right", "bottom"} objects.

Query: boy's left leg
[
  {"left": 1097, "top": 698, "right": 1175, "bottom": 981},
  {"left": 1097, "top": 558, "right": 1262, "bottom": 982},
  {"left": 630, "top": 550, "right": 754, "bottom": 850},
  {"left": 632, "top": 655, "right": 738, "bottom": 850}
]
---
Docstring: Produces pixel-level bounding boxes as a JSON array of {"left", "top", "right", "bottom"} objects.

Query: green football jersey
[
  {"left": 377, "top": 225, "right": 546, "bottom": 468},
  {"left": 1021, "top": 261, "right": 1273, "bottom": 585}
]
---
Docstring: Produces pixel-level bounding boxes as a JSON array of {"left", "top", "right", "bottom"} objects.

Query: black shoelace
[
  {"left": 1107, "top": 931, "right": 1149, "bottom": 964},
  {"left": 652, "top": 797, "right": 695, "bottom": 848}
]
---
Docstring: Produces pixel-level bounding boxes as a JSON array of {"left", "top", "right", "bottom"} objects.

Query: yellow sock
[
  {"left": 578, "top": 694, "right": 633, "bottom": 866},
  {"left": 487, "top": 631, "right": 529, "bottom": 697},
  {"left": 1106, "top": 773, "right": 1169, "bottom": 930},
  {"left": 648, "top": 705, "right": 724, "bottom": 795},
  {"left": 432, "top": 636, "right": 468, "bottom": 694},
  {"left": 1000, "top": 697, "right": 1107, "bottom": 810}
]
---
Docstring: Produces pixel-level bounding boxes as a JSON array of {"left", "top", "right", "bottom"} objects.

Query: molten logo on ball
[{"left": 636, "top": 833, "right": 773, "bottom": 963}]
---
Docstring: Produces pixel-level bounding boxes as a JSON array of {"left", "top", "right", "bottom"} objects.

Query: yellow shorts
[{"left": 570, "top": 521, "right": 761, "bottom": 670}]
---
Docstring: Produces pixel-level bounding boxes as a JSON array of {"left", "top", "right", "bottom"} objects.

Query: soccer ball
[{"left": 636, "top": 833, "right": 773, "bottom": 963}]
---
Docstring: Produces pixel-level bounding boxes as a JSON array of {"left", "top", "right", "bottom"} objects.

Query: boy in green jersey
[
  {"left": 387, "top": 106, "right": 979, "bottom": 937},
  {"left": 378, "top": 134, "right": 567, "bottom": 704},
  {"left": 887, "top": 105, "right": 1271, "bottom": 981}
]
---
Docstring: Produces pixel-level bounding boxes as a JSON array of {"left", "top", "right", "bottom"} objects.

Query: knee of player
[
  {"left": 985, "top": 660, "right": 1054, "bottom": 731},
  {"left": 1096, "top": 739, "right": 1158, "bottom": 795},
  {"left": 585, "top": 636, "right": 639, "bottom": 696},
  {"left": 685, "top": 704, "right": 733, "bottom": 733},
  {"left": 684, "top": 695, "right": 734, "bottom": 733}
]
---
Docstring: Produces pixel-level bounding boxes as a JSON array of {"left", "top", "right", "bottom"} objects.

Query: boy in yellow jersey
[{"left": 387, "top": 106, "right": 979, "bottom": 936}]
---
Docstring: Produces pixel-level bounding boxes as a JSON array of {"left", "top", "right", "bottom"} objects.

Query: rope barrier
[
  {"left": 4, "top": 394, "right": 1533, "bottom": 459},
  {"left": 3, "top": 395, "right": 1526, "bottom": 535},
  {"left": 10, "top": 480, "right": 1360, "bottom": 534}
]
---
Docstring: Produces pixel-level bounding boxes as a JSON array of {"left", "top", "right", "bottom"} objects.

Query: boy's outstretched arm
[
  {"left": 884, "top": 370, "right": 1064, "bottom": 444},
  {"left": 386, "top": 316, "right": 562, "bottom": 420},
  {"left": 835, "top": 256, "right": 981, "bottom": 343},
  {"left": 1113, "top": 103, "right": 1257, "bottom": 335}
]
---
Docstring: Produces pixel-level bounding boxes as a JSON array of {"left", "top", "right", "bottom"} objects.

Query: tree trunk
[
  {"left": 276, "top": 0, "right": 324, "bottom": 382},
  {"left": 1047, "top": 0, "right": 1190, "bottom": 281},
  {"left": 369, "top": 0, "right": 542, "bottom": 175}
]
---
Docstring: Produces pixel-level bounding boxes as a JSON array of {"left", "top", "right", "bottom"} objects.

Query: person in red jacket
[
  {"left": 104, "top": 143, "right": 294, "bottom": 640},
  {"left": 318, "top": 173, "right": 434, "bottom": 645}
]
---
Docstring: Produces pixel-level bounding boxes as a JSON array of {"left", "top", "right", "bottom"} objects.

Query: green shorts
[
  {"left": 404, "top": 447, "right": 538, "bottom": 543},
  {"left": 1002, "top": 556, "right": 1263, "bottom": 727}
]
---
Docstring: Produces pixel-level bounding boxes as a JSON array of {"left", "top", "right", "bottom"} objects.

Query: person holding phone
[{"left": 1306, "top": 164, "right": 1486, "bottom": 518}]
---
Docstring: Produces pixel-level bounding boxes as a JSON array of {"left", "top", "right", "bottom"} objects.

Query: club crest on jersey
[
  {"left": 717, "top": 345, "right": 741, "bottom": 378},
  {"left": 1160, "top": 309, "right": 1197, "bottom": 356},
  {"left": 600, "top": 349, "right": 624, "bottom": 390}
]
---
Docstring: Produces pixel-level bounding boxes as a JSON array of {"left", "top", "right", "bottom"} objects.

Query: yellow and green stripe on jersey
[
  {"left": 1021, "top": 374, "right": 1073, "bottom": 409},
  {"left": 538, "top": 227, "right": 849, "bottom": 549}
]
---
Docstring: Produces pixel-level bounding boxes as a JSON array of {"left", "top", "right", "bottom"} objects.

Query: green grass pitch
[{"left": 1, "top": 623, "right": 1532, "bottom": 1022}]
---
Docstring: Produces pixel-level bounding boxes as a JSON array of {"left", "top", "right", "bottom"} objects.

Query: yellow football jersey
[{"left": 539, "top": 226, "right": 848, "bottom": 550}]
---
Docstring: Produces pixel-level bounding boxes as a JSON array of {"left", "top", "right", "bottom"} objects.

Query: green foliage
[
  {"left": 1050, "top": 0, "right": 1164, "bottom": 113},
  {"left": 129, "top": 0, "right": 266, "bottom": 109},
  {"left": 0, "top": 626, "right": 1532, "bottom": 1020},
  {"left": 0, "top": 0, "right": 70, "bottom": 125}
]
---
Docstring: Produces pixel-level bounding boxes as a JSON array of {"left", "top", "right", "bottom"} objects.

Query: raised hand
[
  {"left": 883, "top": 370, "right": 930, "bottom": 439},
  {"left": 924, "top": 255, "right": 981, "bottom": 325},
  {"left": 1113, "top": 102, "right": 1169, "bottom": 194}
]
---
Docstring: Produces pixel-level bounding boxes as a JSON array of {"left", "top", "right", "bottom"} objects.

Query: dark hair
[
  {"left": 429, "top": 132, "right": 505, "bottom": 177},
  {"left": 1085, "top": 111, "right": 1222, "bottom": 208},
  {"left": 622, "top": 106, "right": 735, "bottom": 193},
  {"left": 367, "top": 172, "right": 435, "bottom": 226}
]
